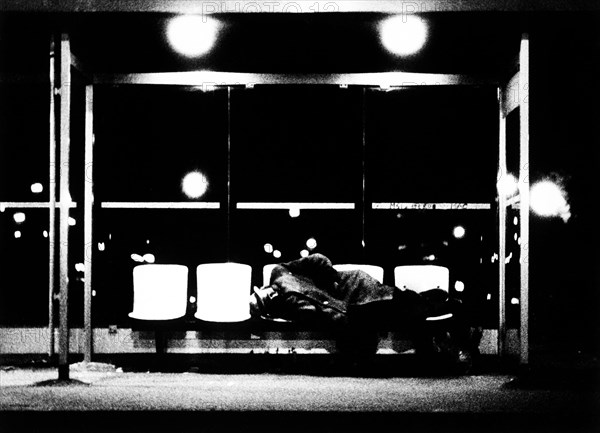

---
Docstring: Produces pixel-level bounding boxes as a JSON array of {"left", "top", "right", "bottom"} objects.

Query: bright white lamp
[
  {"left": 530, "top": 180, "right": 571, "bottom": 222},
  {"left": 166, "top": 15, "right": 220, "bottom": 58},
  {"left": 379, "top": 15, "right": 429, "bottom": 57}
]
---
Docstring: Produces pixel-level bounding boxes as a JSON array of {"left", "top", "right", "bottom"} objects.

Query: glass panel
[
  {"left": 0, "top": 84, "right": 50, "bottom": 202},
  {"left": 230, "top": 86, "right": 363, "bottom": 202},
  {"left": 231, "top": 210, "right": 362, "bottom": 288},
  {"left": 365, "top": 86, "right": 498, "bottom": 327},
  {"left": 92, "top": 209, "right": 227, "bottom": 326},
  {"left": 230, "top": 85, "right": 365, "bottom": 279},
  {"left": 365, "top": 86, "right": 498, "bottom": 203},
  {"left": 94, "top": 86, "right": 228, "bottom": 202},
  {"left": 0, "top": 22, "right": 52, "bottom": 326},
  {"left": 0, "top": 209, "right": 49, "bottom": 325},
  {"left": 366, "top": 210, "right": 496, "bottom": 323},
  {"left": 505, "top": 207, "right": 521, "bottom": 328}
]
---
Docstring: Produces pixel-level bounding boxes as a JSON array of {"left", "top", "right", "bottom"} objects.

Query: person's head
[{"left": 249, "top": 285, "right": 278, "bottom": 317}]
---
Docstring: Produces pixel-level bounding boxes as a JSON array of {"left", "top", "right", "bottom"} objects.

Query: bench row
[{"left": 130, "top": 263, "right": 451, "bottom": 322}]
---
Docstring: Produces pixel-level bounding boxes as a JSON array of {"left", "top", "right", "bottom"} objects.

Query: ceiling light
[
  {"left": 379, "top": 15, "right": 428, "bottom": 57},
  {"left": 166, "top": 15, "right": 220, "bottom": 58}
]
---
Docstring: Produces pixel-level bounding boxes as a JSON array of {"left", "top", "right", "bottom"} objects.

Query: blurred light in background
[
  {"left": 75, "top": 263, "right": 85, "bottom": 273},
  {"left": 454, "top": 280, "right": 465, "bottom": 292},
  {"left": 530, "top": 180, "right": 571, "bottom": 222},
  {"left": 182, "top": 171, "right": 208, "bottom": 199},
  {"left": 68, "top": 217, "right": 76, "bottom": 226},
  {"left": 306, "top": 237, "right": 317, "bottom": 250},
  {"left": 273, "top": 250, "right": 282, "bottom": 259},
  {"left": 14, "top": 231, "right": 21, "bottom": 239},
  {"left": 264, "top": 243, "right": 273, "bottom": 254},
  {"left": 511, "top": 298, "right": 520, "bottom": 305},
  {"left": 453, "top": 225, "right": 466, "bottom": 239},
  {"left": 289, "top": 207, "right": 300, "bottom": 218},
  {"left": 143, "top": 254, "right": 156, "bottom": 264},
  {"left": 98, "top": 242, "right": 106, "bottom": 251},
  {"left": 131, "top": 254, "right": 144, "bottom": 263},
  {"left": 379, "top": 15, "right": 428, "bottom": 56},
  {"left": 43, "top": 230, "right": 49, "bottom": 238},
  {"left": 166, "top": 15, "right": 220, "bottom": 57},
  {"left": 300, "top": 249, "right": 309, "bottom": 258},
  {"left": 30, "top": 183, "right": 43, "bottom": 193},
  {"left": 13, "top": 212, "right": 26, "bottom": 224}
]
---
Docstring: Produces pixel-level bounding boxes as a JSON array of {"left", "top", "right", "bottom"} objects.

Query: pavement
[{"left": 1, "top": 362, "right": 599, "bottom": 433}]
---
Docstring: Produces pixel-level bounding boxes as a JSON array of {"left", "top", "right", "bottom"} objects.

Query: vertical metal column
[
  {"left": 83, "top": 85, "right": 94, "bottom": 363},
  {"left": 227, "top": 87, "right": 231, "bottom": 261},
  {"left": 48, "top": 35, "right": 57, "bottom": 358},
  {"left": 58, "top": 33, "right": 72, "bottom": 380},
  {"left": 519, "top": 33, "right": 530, "bottom": 365},
  {"left": 497, "top": 87, "right": 507, "bottom": 357},
  {"left": 361, "top": 88, "right": 367, "bottom": 260}
]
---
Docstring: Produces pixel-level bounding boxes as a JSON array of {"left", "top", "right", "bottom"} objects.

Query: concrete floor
[{"left": 1, "top": 364, "right": 599, "bottom": 433}]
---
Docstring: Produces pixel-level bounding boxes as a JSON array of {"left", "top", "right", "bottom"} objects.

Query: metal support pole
[
  {"left": 226, "top": 87, "right": 231, "bottom": 261},
  {"left": 498, "top": 87, "right": 507, "bottom": 357},
  {"left": 519, "top": 33, "right": 530, "bottom": 365},
  {"left": 58, "top": 33, "right": 72, "bottom": 380},
  {"left": 361, "top": 88, "right": 367, "bottom": 260},
  {"left": 83, "top": 84, "right": 94, "bottom": 363},
  {"left": 48, "top": 35, "right": 57, "bottom": 358}
]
